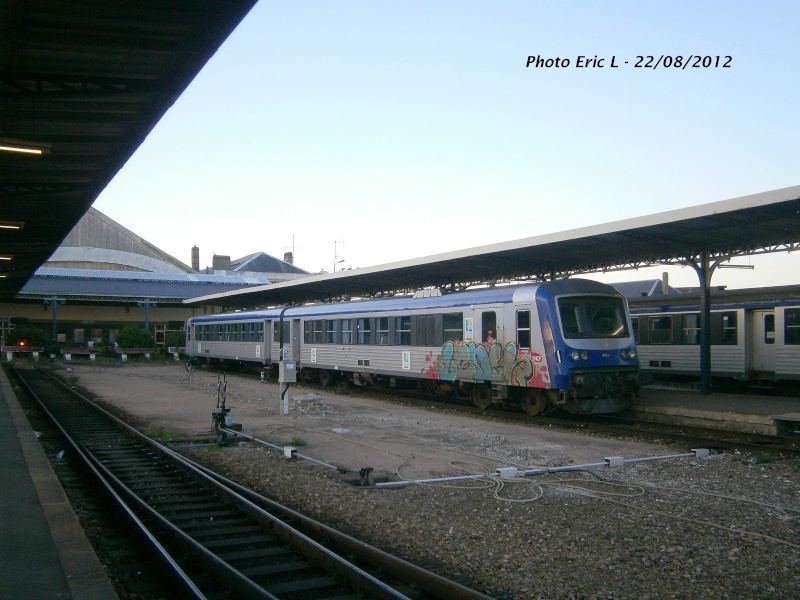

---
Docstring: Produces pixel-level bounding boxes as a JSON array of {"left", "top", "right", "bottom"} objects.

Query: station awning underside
[
  {"left": 185, "top": 184, "right": 800, "bottom": 309},
  {"left": 0, "top": 0, "right": 259, "bottom": 300}
]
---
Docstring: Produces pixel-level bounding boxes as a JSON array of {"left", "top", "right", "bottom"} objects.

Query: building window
[
  {"left": 443, "top": 313, "right": 463, "bottom": 342},
  {"left": 648, "top": 316, "right": 672, "bottom": 344},
  {"left": 785, "top": 308, "right": 800, "bottom": 344},
  {"left": 395, "top": 316, "right": 411, "bottom": 345},
  {"left": 720, "top": 312, "right": 737, "bottom": 345},
  {"left": 357, "top": 318, "right": 371, "bottom": 345},
  {"left": 516, "top": 310, "right": 531, "bottom": 349},
  {"left": 681, "top": 313, "right": 700, "bottom": 345},
  {"left": 341, "top": 319, "right": 353, "bottom": 345}
]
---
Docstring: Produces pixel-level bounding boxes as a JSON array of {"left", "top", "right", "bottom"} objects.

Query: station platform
[
  {"left": 0, "top": 367, "right": 118, "bottom": 600},
  {"left": 632, "top": 385, "right": 800, "bottom": 437}
]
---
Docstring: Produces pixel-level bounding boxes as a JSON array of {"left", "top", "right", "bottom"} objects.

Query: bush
[
  {"left": 165, "top": 330, "right": 185, "bottom": 349},
  {"left": 7, "top": 326, "right": 49, "bottom": 346},
  {"left": 116, "top": 325, "right": 154, "bottom": 349}
]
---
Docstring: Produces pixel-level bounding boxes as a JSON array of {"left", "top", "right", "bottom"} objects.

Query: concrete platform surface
[
  {"left": 633, "top": 386, "right": 800, "bottom": 436},
  {"left": 0, "top": 367, "right": 118, "bottom": 600}
]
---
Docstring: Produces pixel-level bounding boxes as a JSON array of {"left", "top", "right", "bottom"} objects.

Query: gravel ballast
[{"left": 71, "top": 363, "right": 799, "bottom": 599}]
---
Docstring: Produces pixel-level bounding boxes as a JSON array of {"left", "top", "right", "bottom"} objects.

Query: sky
[{"left": 93, "top": 1, "right": 800, "bottom": 290}]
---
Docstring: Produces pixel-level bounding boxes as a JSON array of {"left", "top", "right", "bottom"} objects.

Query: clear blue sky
[{"left": 93, "top": 1, "right": 800, "bottom": 289}]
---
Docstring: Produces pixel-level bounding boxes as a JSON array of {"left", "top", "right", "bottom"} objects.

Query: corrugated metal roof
[
  {"left": 33, "top": 267, "right": 269, "bottom": 285},
  {"left": 18, "top": 268, "right": 270, "bottom": 301}
]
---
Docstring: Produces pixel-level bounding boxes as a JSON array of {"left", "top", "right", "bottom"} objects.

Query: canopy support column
[{"left": 687, "top": 249, "right": 720, "bottom": 395}]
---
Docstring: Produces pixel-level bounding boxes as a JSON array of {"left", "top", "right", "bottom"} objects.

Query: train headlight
[
  {"left": 621, "top": 349, "right": 637, "bottom": 360},
  {"left": 570, "top": 351, "right": 580, "bottom": 362},
  {"left": 580, "top": 351, "right": 588, "bottom": 361}
]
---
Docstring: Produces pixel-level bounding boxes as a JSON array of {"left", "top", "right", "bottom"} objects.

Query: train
[
  {"left": 185, "top": 278, "right": 640, "bottom": 415},
  {"left": 628, "top": 284, "right": 800, "bottom": 387}
]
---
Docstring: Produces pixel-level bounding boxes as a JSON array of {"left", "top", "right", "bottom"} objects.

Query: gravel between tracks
[{"left": 73, "top": 362, "right": 799, "bottom": 599}]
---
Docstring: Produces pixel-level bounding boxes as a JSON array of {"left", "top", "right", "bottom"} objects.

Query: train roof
[
  {"left": 628, "top": 283, "right": 800, "bottom": 313},
  {"left": 189, "top": 278, "right": 624, "bottom": 323},
  {"left": 184, "top": 185, "right": 800, "bottom": 309}
]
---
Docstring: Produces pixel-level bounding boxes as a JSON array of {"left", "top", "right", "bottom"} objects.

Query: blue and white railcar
[
  {"left": 629, "top": 286, "right": 800, "bottom": 384},
  {"left": 186, "top": 279, "right": 639, "bottom": 415}
]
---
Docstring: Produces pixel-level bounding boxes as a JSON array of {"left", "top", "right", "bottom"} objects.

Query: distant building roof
[
  {"left": 231, "top": 252, "right": 308, "bottom": 275},
  {"left": 612, "top": 279, "right": 680, "bottom": 299},
  {"left": 17, "top": 268, "right": 270, "bottom": 303}
]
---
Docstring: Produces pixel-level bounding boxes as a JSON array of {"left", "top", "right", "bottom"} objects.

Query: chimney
[
  {"left": 191, "top": 246, "right": 200, "bottom": 271},
  {"left": 212, "top": 254, "right": 232, "bottom": 272},
  {"left": 661, "top": 272, "right": 669, "bottom": 295},
  {"left": 283, "top": 251, "right": 294, "bottom": 265}
]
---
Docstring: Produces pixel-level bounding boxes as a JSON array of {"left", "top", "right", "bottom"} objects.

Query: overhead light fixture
[
  {"left": 0, "top": 138, "right": 50, "bottom": 155},
  {"left": 0, "top": 221, "right": 25, "bottom": 230},
  {"left": 0, "top": 255, "right": 13, "bottom": 261}
]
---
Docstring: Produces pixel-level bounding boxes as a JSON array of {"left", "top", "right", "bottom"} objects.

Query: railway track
[{"left": 8, "top": 364, "right": 492, "bottom": 600}]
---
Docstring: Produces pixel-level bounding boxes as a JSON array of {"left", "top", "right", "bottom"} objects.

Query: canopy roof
[
  {"left": 185, "top": 184, "right": 800, "bottom": 308},
  {"left": 0, "top": 0, "right": 259, "bottom": 299}
]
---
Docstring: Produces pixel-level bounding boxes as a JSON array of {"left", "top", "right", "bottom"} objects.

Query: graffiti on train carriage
[{"left": 424, "top": 339, "right": 549, "bottom": 387}]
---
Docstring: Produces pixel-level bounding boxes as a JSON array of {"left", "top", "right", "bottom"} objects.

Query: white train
[
  {"left": 186, "top": 279, "right": 640, "bottom": 415},
  {"left": 628, "top": 285, "right": 800, "bottom": 385}
]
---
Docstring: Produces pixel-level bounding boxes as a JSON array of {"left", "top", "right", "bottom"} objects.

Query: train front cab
[{"left": 534, "top": 281, "right": 639, "bottom": 414}]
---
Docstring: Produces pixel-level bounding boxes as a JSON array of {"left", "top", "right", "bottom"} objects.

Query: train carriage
[
  {"left": 629, "top": 285, "right": 800, "bottom": 385},
  {"left": 186, "top": 279, "right": 639, "bottom": 415}
]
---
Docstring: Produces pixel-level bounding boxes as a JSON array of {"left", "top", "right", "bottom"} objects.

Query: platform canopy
[
  {"left": 185, "top": 184, "right": 800, "bottom": 308},
  {"left": 0, "top": 0, "right": 259, "bottom": 300}
]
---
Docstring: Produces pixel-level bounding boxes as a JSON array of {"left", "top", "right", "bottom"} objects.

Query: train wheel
[
  {"left": 521, "top": 390, "right": 546, "bottom": 416},
  {"left": 318, "top": 370, "right": 333, "bottom": 387},
  {"left": 471, "top": 384, "right": 492, "bottom": 409}
]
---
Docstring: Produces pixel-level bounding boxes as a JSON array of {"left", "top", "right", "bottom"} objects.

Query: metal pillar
[
  {"left": 44, "top": 296, "right": 64, "bottom": 341},
  {"left": 137, "top": 299, "right": 156, "bottom": 333},
  {"left": 688, "top": 249, "right": 719, "bottom": 395}
]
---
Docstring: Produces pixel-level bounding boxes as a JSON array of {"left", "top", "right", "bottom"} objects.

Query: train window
[
  {"left": 516, "top": 310, "right": 531, "bottom": 349},
  {"left": 376, "top": 317, "right": 390, "bottom": 345},
  {"left": 558, "top": 296, "right": 629, "bottom": 339},
  {"left": 681, "top": 314, "right": 701, "bottom": 345},
  {"left": 312, "top": 320, "right": 324, "bottom": 343},
  {"left": 395, "top": 316, "right": 411, "bottom": 345},
  {"left": 443, "top": 313, "right": 463, "bottom": 342},
  {"left": 631, "top": 317, "right": 639, "bottom": 343},
  {"left": 481, "top": 312, "right": 497, "bottom": 343},
  {"left": 720, "top": 312, "right": 737, "bottom": 345},
  {"left": 357, "top": 318, "right": 371, "bottom": 344},
  {"left": 764, "top": 314, "right": 775, "bottom": 345},
  {"left": 648, "top": 316, "right": 672, "bottom": 344},
  {"left": 341, "top": 319, "right": 353, "bottom": 344},
  {"left": 326, "top": 320, "right": 338, "bottom": 344},
  {"left": 415, "top": 315, "right": 436, "bottom": 345},
  {"left": 257, "top": 322, "right": 264, "bottom": 342},
  {"left": 785, "top": 309, "right": 800, "bottom": 344}
]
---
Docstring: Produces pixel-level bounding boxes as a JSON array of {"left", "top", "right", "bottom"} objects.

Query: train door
[
  {"left": 291, "top": 319, "right": 302, "bottom": 363},
  {"left": 475, "top": 306, "right": 503, "bottom": 345},
  {"left": 748, "top": 310, "right": 776, "bottom": 374}
]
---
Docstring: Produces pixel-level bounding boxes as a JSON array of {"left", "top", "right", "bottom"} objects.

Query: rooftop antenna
[{"left": 334, "top": 239, "right": 345, "bottom": 272}]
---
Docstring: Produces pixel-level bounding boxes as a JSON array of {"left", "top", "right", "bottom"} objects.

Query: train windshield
[{"left": 557, "top": 295, "right": 630, "bottom": 339}]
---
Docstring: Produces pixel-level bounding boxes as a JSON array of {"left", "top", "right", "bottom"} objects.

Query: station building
[{"left": 0, "top": 208, "right": 308, "bottom": 350}]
